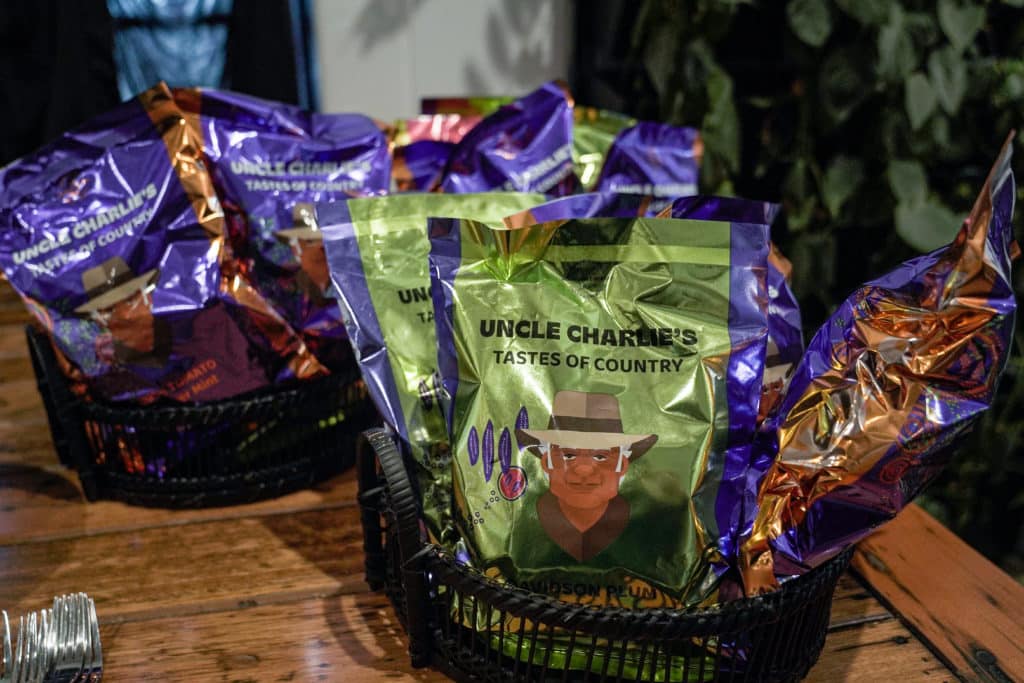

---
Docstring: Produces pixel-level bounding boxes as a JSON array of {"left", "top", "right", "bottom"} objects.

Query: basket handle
[{"left": 361, "top": 428, "right": 433, "bottom": 668}]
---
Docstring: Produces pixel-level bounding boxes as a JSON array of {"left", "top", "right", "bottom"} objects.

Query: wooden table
[{"left": 0, "top": 283, "right": 1022, "bottom": 682}]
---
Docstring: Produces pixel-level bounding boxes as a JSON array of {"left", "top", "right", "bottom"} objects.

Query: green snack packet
[
  {"left": 319, "top": 192, "right": 543, "bottom": 540},
  {"left": 429, "top": 216, "right": 771, "bottom": 615},
  {"left": 572, "top": 107, "right": 636, "bottom": 190}
]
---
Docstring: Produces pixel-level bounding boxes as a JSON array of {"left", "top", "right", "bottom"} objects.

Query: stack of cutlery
[{"left": 1, "top": 593, "right": 102, "bottom": 683}]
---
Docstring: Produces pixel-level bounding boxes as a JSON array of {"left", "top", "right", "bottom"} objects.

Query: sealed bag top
[{"left": 429, "top": 215, "right": 771, "bottom": 607}]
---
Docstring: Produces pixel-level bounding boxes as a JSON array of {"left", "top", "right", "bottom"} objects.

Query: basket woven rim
[
  {"left": 26, "top": 323, "right": 364, "bottom": 422},
  {"left": 411, "top": 542, "right": 853, "bottom": 635}
]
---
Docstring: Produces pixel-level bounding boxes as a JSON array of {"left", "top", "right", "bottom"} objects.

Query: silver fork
[
  {"left": 50, "top": 595, "right": 82, "bottom": 683},
  {"left": 70, "top": 596, "right": 85, "bottom": 683},
  {"left": 11, "top": 614, "right": 24, "bottom": 683},
  {"left": 1, "top": 611, "right": 10, "bottom": 683},
  {"left": 85, "top": 598, "right": 101, "bottom": 683},
  {"left": 1, "top": 596, "right": 102, "bottom": 683}
]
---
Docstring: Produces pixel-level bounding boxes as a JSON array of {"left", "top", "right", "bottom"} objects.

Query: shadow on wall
[
  {"left": 353, "top": 0, "right": 430, "bottom": 51},
  {"left": 465, "top": 0, "right": 569, "bottom": 92},
  {"left": 351, "top": 0, "right": 568, "bottom": 92}
]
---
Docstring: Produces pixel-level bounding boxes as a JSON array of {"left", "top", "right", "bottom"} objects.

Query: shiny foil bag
[
  {"left": 507, "top": 192, "right": 802, "bottom": 385},
  {"left": 439, "top": 81, "right": 580, "bottom": 196},
  {"left": 654, "top": 197, "right": 804, "bottom": 425},
  {"left": 739, "top": 137, "right": 1019, "bottom": 594},
  {"left": 389, "top": 114, "right": 480, "bottom": 192},
  {"left": 595, "top": 122, "right": 703, "bottom": 213},
  {"left": 420, "top": 95, "right": 633, "bottom": 192},
  {"left": 572, "top": 107, "right": 636, "bottom": 190},
  {"left": 319, "top": 192, "right": 544, "bottom": 540},
  {"left": 174, "top": 87, "right": 391, "bottom": 371},
  {"left": 429, "top": 214, "right": 771, "bottom": 612},
  {"left": 420, "top": 95, "right": 511, "bottom": 116},
  {"left": 0, "top": 83, "right": 323, "bottom": 404},
  {"left": 503, "top": 193, "right": 800, "bottom": 567}
]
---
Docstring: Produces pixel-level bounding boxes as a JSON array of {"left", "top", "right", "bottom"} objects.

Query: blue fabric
[{"left": 108, "top": 0, "right": 232, "bottom": 99}]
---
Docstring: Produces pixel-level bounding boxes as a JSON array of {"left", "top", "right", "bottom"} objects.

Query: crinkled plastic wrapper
[
  {"left": 572, "top": 107, "right": 635, "bottom": 190},
  {"left": 507, "top": 192, "right": 802, "bottom": 379},
  {"left": 503, "top": 193, "right": 801, "bottom": 568},
  {"left": 739, "top": 136, "right": 1020, "bottom": 594},
  {"left": 319, "top": 192, "right": 544, "bottom": 541},
  {"left": 422, "top": 96, "right": 636, "bottom": 193},
  {"left": 429, "top": 214, "right": 771, "bottom": 614},
  {"left": 174, "top": 87, "right": 391, "bottom": 371},
  {"left": 420, "top": 95, "right": 512, "bottom": 117},
  {"left": 439, "top": 81, "right": 580, "bottom": 196},
  {"left": 389, "top": 115, "right": 480, "bottom": 192},
  {"left": 0, "top": 83, "right": 323, "bottom": 404},
  {"left": 595, "top": 122, "right": 702, "bottom": 213}
]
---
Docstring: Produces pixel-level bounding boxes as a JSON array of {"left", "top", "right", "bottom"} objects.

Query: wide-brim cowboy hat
[
  {"left": 275, "top": 225, "right": 323, "bottom": 241},
  {"left": 275, "top": 202, "right": 321, "bottom": 241},
  {"left": 74, "top": 257, "right": 159, "bottom": 314},
  {"left": 515, "top": 390, "right": 658, "bottom": 459}
]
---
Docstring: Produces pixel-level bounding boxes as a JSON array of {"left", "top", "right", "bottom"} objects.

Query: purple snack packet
[
  {"left": 394, "top": 140, "right": 456, "bottom": 192},
  {"left": 439, "top": 81, "right": 579, "bottom": 196},
  {"left": 739, "top": 136, "right": 1019, "bottom": 594},
  {"left": 0, "top": 83, "right": 324, "bottom": 404},
  {"left": 174, "top": 87, "right": 391, "bottom": 371},
  {"left": 391, "top": 114, "right": 480, "bottom": 192},
  {"left": 594, "top": 122, "right": 702, "bottom": 212}
]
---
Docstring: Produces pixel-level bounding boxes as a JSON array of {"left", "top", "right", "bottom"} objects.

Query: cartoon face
[
  {"left": 290, "top": 238, "right": 331, "bottom": 293},
  {"left": 95, "top": 289, "right": 156, "bottom": 362},
  {"left": 542, "top": 444, "right": 627, "bottom": 510}
]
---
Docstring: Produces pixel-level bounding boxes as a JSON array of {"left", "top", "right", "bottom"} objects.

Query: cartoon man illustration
[
  {"left": 516, "top": 390, "right": 658, "bottom": 562},
  {"left": 74, "top": 256, "right": 169, "bottom": 367},
  {"left": 275, "top": 202, "right": 331, "bottom": 299}
]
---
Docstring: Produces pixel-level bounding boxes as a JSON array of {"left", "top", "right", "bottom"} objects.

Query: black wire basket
[
  {"left": 357, "top": 428, "right": 854, "bottom": 683},
  {"left": 26, "top": 325, "right": 378, "bottom": 507}
]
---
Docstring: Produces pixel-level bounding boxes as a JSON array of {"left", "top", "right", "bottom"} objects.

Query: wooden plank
[
  {"left": 0, "top": 378, "right": 48, "bottom": 426},
  {"left": 808, "top": 618, "right": 956, "bottom": 683},
  {"left": 0, "top": 326, "right": 32, "bottom": 358},
  {"left": 854, "top": 503, "right": 1024, "bottom": 683},
  {"left": 89, "top": 591, "right": 927, "bottom": 683},
  {"left": 98, "top": 592, "right": 442, "bottom": 682},
  {"left": 0, "top": 506, "right": 373, "bottom": 620},
  {"left": 828, "top": 572, "right": 892, "bottom": 628},
  {"left": 0, "top": 464, "right": 361, "bottom": 544},
  {"left": 0, "top": 308, "right": 30, "bottom": 326}
]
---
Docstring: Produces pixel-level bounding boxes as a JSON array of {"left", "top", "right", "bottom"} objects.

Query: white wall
[{"left": 313, "top": 0, "right": 572, "bottom": 118}]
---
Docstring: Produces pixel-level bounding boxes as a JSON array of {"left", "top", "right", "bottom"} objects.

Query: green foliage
[
  {"left": 628, "top": 0, "right": 1024, "bottom": 578},
  {"left": 787, "top": 0, "right": 833, "bottom": 47}
]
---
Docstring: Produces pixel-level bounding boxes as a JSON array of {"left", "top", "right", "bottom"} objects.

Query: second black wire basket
[
  {"left": 27, "top": 324, "right": 379, "bottom": 507},
  {"left": 357, "top": 428, "right": 853, "bottom": 683}
]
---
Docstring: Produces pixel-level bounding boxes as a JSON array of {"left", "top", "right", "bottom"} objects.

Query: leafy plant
[{"left": 622, "top": 0, "right": 1024, "bottom": 579}]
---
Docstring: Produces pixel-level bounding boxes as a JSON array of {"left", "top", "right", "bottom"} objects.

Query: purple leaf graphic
[
  {"left": 483, "top": 421, "right": 494, "bottom": 482},
  {"left": 515, "top": 406, "right": 529, "bottom": 449},
  {"left": 468, "top": 426, "right": 479, "bottom": 465},
  {"left": 499, "top": 428, "right": 512, "bottom": 473},
  {"left": 418, "top": 380, "right": 433, "bottom": 409}
]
